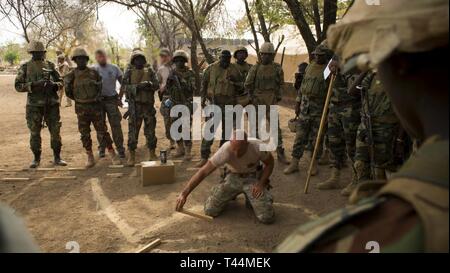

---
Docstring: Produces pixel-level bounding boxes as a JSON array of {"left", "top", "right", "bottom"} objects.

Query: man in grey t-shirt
[{"left": 93, "top": 49, "right": 125, "bottom": 160}]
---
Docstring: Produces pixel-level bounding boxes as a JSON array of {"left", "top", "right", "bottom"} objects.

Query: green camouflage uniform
[
  {"left": 200, "top": 61, "right": 244, "bottom": 159},
  {"left": 235, "top": 62, "right": 252, "bottom": 80},
  {"left": 290, "top": 61, "right": 328, "bottom": 160},
  {"left": 355, "top": 72, "right": 399, "bottom": 179},
  {"left": 327, "top": 73, "right": 361, "bottom": 169},
  {"left": 167, "top": 66, "right": 196, "bottom": 146},
  {"left": 245, "top": 62, "right": 284, "bottom": 149},
  {"left": 205, "top": 173, "right": 275, "bottom": 224},
  {"left": 65, "top": 68, "right": 113, "bottom": 151},
  {"left": 277, "top": 0, "right": 449, "bottom": 253},
  {"left": 15, "top": 60, "right": 63, "bottom": 155},
  {"left": 122, "top": 64, "right": 159, "bottom": 151}
]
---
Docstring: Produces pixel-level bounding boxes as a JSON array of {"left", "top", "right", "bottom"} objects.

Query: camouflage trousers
[
  {"left": 204, "top": 173, "right": 275, "bottom": 224},
  {"left": 160, "top": 102, "right": 173, "bottom": 141},
  {"left": 354, "top": 121, "right": 399, "bottom": 179},
  {"left": 327, "top": 103, "right": 361, "bottom": 169},
  {"left": 26, "top": 104, "right": 62, "bottom": 154},
  {"left": 99, "top": 98, "right": 125, "bottom": 153},
  {"left": 171, "top": 109, "right": 192, "bottom": 147},
  {"left": 75, "top": 103, "right": 113, "bottom": 151},
  {"left": 291, "top": 114, "right": 323, "bottom": 160},
  {"left": 128, "top": 103, "right": 157, "bottom": 151}
]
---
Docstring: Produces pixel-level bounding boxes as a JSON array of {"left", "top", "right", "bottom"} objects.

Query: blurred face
[
  {"left": 31, "top": 51, "right": 45, "bottom": 61},
  {"left": 230, "top": 133, "right": 248, "bottom": 158},
  {"left": 173, "top": 57, "right": 186, "bottom": 69},
  {"left": 260, "top": 53, "right": 273, "bottom": 65},
  {"left": 160, "top": 54, "right": 171, "bottom": 65},
  {"left": 73, "top": 56, "right": 88, "bottom": 69},
  {"left": 219, "top": 55, "right": 231, "bottom": 68},
  {"left": 235, "top": 51, "right": 247, "bottom": 63},
  {"left": 132, "top": 56, "right": 147, "bottom": 69},
  {"left": 315, "top": 54, "right": 327, "bottom": 65},
  {"left": 95, "top": 52, "right": 107, "bottom": 66}
]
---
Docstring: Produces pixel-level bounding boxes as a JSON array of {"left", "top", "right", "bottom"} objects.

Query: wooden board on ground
[
  {"left": 43, "top": 176, "right": 77, "bottom": 181},
  {"left": 136, "top": 238, "right": 162, "bottom": 253},
  {"left": 107, "top": 173, "right": 123, "bottom": 178},
  {"left": 1, "top": 177, "right": 31, "bottom": 182},
  {"left": 179, "top": 209, "right": 213, "bottom": 221},
  {"left": 68, "top": 167, "right": 86, "bottom": 171},
  {"left": 109, "top": 165, "right": 125, "bottom": 169}
]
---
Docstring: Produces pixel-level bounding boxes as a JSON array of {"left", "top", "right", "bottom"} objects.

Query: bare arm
[
  {"left": 252, "top": 154, "right": 274, "bottom": 198},
  {"left": 175, "top": 161, "right": 217, "bottom": 211}
]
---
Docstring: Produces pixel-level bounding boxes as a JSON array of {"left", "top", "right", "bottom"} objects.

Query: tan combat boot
[
  {"left": 195, "top": 158, "right": 208, "bottom": 168},
  {"left": 173, "top": 143, "right": 185, "bottom": 158},
  {"left": 86, "top": 150, "right": 95, "bottom": 168},
  {"left": 277, "top": 147, "right": 289, "bottom": 165},
  {"left": 184, "top": 145, "right": 192, "bottom": 161},
  {"left": 284, "top": 157, "right": 300, "bottom": 175},
  {"left": 149, "top": 149, "right": 158, "bottom": 161},
  {"left": 108, "top": 149, "right": 121, "bottom": 165},
  {"left": 318, "top": 149, "right": 330, "bottom": 165},
  {"left": 127, "top": 151, "right": 136, "bottom": 167},
  {"left": 317, "top": 167, "right": 341, "bottom": 190},
  {"left": 341, "top": 162, "right": 361, "bottom": 196}
]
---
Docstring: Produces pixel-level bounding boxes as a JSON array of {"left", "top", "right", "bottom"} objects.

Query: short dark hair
[{"left": 95, "top": 49, "right": 107, "bottom": 56}]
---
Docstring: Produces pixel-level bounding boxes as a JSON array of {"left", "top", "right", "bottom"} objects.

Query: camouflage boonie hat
[
  {"left": 130, "top": 50, "right": 147, "bottom": 63},
  {"left": 159, "top": 48, "right": 171, "bottom": 57},
  {"left": 173, "top": 50, "right": 189, "bottom": 61},
  {"left": 27, "top": 41, "right": 46, "bottom": 53},
  {"left": 327, "top": 0, "right": 449, "bottom": 72},
  {"left": 71, "top": 47, "right": 89, "bottom": 60},
  {"left": 233, "top": 46, "right": 248, "bottom": 58}
]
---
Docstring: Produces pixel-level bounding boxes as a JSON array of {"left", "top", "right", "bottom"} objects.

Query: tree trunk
[
  {"left": 322, "top": 0, "right": 338, "bottom": 42},
  {"left": 255, "top": 0, "right": 270, "bottom": 42},
  {"left": 243, "top": 0, "right": 259, "bottom": 55},
  {"left": 283, "top": 0, "right": 318, "bottom": 56},
  {"left": 190, "top": 35, "right": 201, "bottom": 95}
]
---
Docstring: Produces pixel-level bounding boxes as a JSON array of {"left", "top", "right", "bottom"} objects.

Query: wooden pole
[
  {"left": 304, "top": 73, "right": 337, "bottom": 194},
  {"left": 136, "top": 238, "right": 162, "bottom": 253},
  {"left": 179, "top": 209, "right": 214, "bottom": 221}
]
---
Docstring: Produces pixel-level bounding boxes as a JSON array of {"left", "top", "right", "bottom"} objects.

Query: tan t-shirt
[{"left": 210, "top": 139, "right": 270, "bottom": 174}]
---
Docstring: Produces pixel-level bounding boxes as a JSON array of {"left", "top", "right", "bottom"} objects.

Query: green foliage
[{"left": 2, "top": 43, "right": 21, "bottom": 66}]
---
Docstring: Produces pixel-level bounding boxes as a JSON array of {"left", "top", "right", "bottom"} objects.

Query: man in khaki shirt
[
  {"left": 56, "top": 54, "right": 71, "bottom": 107},
  {"left": 176, "top": 130, "right": 276, "bottom": 224}
]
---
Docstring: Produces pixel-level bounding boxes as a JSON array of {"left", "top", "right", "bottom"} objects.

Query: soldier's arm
[
  {"left": 188, "top": 71, "right": 196, "bottom": 99},
  {"left": 259, "top": 153, "right": 274, "bottom": 186},
  {"left": 276, "top": 66, "right": 285, "bottom": 101},
  {"left": 64, "top": 71, "right": 75, "bottom": 100},
  {"left": 200, "top": 65, "right": 211, "bottom": 100},
  {"left": 49, "top": 62, "right": 63, "bottom": 90},
  {"left": 149, "top": 69, "right": 160, "bottom": 92},
  {"left": 244, "top": 65, "right": 256, "bottom": 96},
  {"left": 14, "top": 64, "right": 31, "bottom": 93},
  {"left": 176, "top": 161, "right": 217, "bottom": 211}
]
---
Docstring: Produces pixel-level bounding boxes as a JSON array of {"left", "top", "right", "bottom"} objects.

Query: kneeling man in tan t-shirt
[{"left": 176, "top": 130, "right": 276, "bottom": 224}]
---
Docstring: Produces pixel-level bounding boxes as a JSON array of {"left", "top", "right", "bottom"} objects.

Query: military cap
[
  {"left": 159, "top": 48, "right": 171, "bottom": 57},
  {"left": 260, "top": 42, "right": 275, "bottom": 54},
  {"left": 327, "top": 0, "right": 449, "bottom": 72},
  {"left": 27, "top": 41, "right": 46, "bottom": 53},
  {"left": 173, "top": 50, "right": 189, "bottom": 61},
  {"left": 71, "top": 47, "right": 89, "bottom": 61},
  {"left": 221, "top": 50, "right": 232, "bottom": 58},
  {"left": 233, "top": 46, "right": 248, "bottom": 58}
]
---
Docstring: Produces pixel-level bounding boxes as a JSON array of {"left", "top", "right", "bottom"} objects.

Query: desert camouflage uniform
[
  {"left": 122, "top": 63, "right": 159, "bottom": 151},
  {"left": 167, "top": 66, "right": 196, "bottom": 147},
  {"left": 15, "top": 60, "right": 63, "bottom": 155},
  {"left": 65, "top": 68, "right": 113, "bottom": 151},
  {"left": 354, "top": 72, "right": 399, "bottom": 180},
  {"left": 235, "top": 62, "right": 252, "bottom": 80},
  {"left": 204, "top": 173, "right": 274, "bottom": 224},
  {"left": 290, "top": 61, "right": 328, "bottom": 160},
  {"left": 245, "top": 62, "right": 284, "bottom": 150},
  {"left": 200, "top": 62, "right": 244, "bottom": 159},
  {"left": 327, "top": 73, "right": 361, "bottom": 169}
]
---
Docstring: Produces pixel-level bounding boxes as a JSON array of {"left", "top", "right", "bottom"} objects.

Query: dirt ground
[{"left": 0, "top": 74, "right": 350, "bottom": 253}]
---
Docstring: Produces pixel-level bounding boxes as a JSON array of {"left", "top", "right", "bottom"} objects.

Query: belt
[
  {"left": 231, "top": 172, "right": 257, "bottom": 178},
  {"left": 102, "top": 95, "right": 118, "bottom": 101}
]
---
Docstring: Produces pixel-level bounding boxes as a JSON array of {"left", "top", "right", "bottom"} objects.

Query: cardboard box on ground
[{"left": 140, "top": 161, "right": 176, "bottom": 187}]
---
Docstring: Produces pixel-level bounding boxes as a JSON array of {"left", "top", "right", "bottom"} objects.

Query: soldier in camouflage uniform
[
  {"left": 65, "top": 48, "right": 118, "bottom": 168},
  {"left": 166, "top": 50, "right": 196, "bottom": 161},
  {"left": 340, "top": 71, "right": 400, "bottom": 196},
  {"left": 245, "top": 42, "right": 288, "bottom": 164},
  {"left": 316, "top": 57, "right": 361, "bottom": 190},
  {"left": 176, "top": 130, "right": 275, "bottom": 224},
  {"left": 56, "top": 54, "right": 72, "bottom": 107},
  {"left": 15, "top": 41, "right": 67, "bottom": 168},
  {"left": 284, "top": 44, "right": 332, "bottom": 175},
  {"left": 233, "top": 47, "right": 252, "bottom": 80},
  {"left": 196, "top": 50, "right": 244, "bottom": 168},
  {"left": 277, "top": 0, "right": 448, "bottom": 253},
  {"left": 122, "top": 50, "right": 160, "bottom": 166}
]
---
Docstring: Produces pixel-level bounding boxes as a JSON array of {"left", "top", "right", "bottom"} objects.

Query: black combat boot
[
  {"left": 30, "top": 151, "right": 41, "bottom": 169},
  {"left": 53, "top": 149, "right": 67, "bottom": 166}
]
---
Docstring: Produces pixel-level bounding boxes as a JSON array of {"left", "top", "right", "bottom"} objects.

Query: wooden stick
[
  {"left": 109, "top": 165, "right": 125, "bottom": 169},
  {"left": 136, "top": 238, "right": 162, "bottom": 253},
  {"left": 179, "top": 209, "right": 213, "bottom": 221},
  {"left": 43, "top": 176, "right": 77, "bottom": 181},
  {"left": 304, "top": 73, "right": 337, "bottom": 194},
  {"left": 36, "top": 168, "right": 56, "bottom": 171},
  {"left": 107, "top": 173, "right": 123, "bottom": 178},
  {"left": 1, "top": 178, "right": 30, "bottom": 182},
  {"left": 68, "top": 167, "right": 86, "bottom": 171}
]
